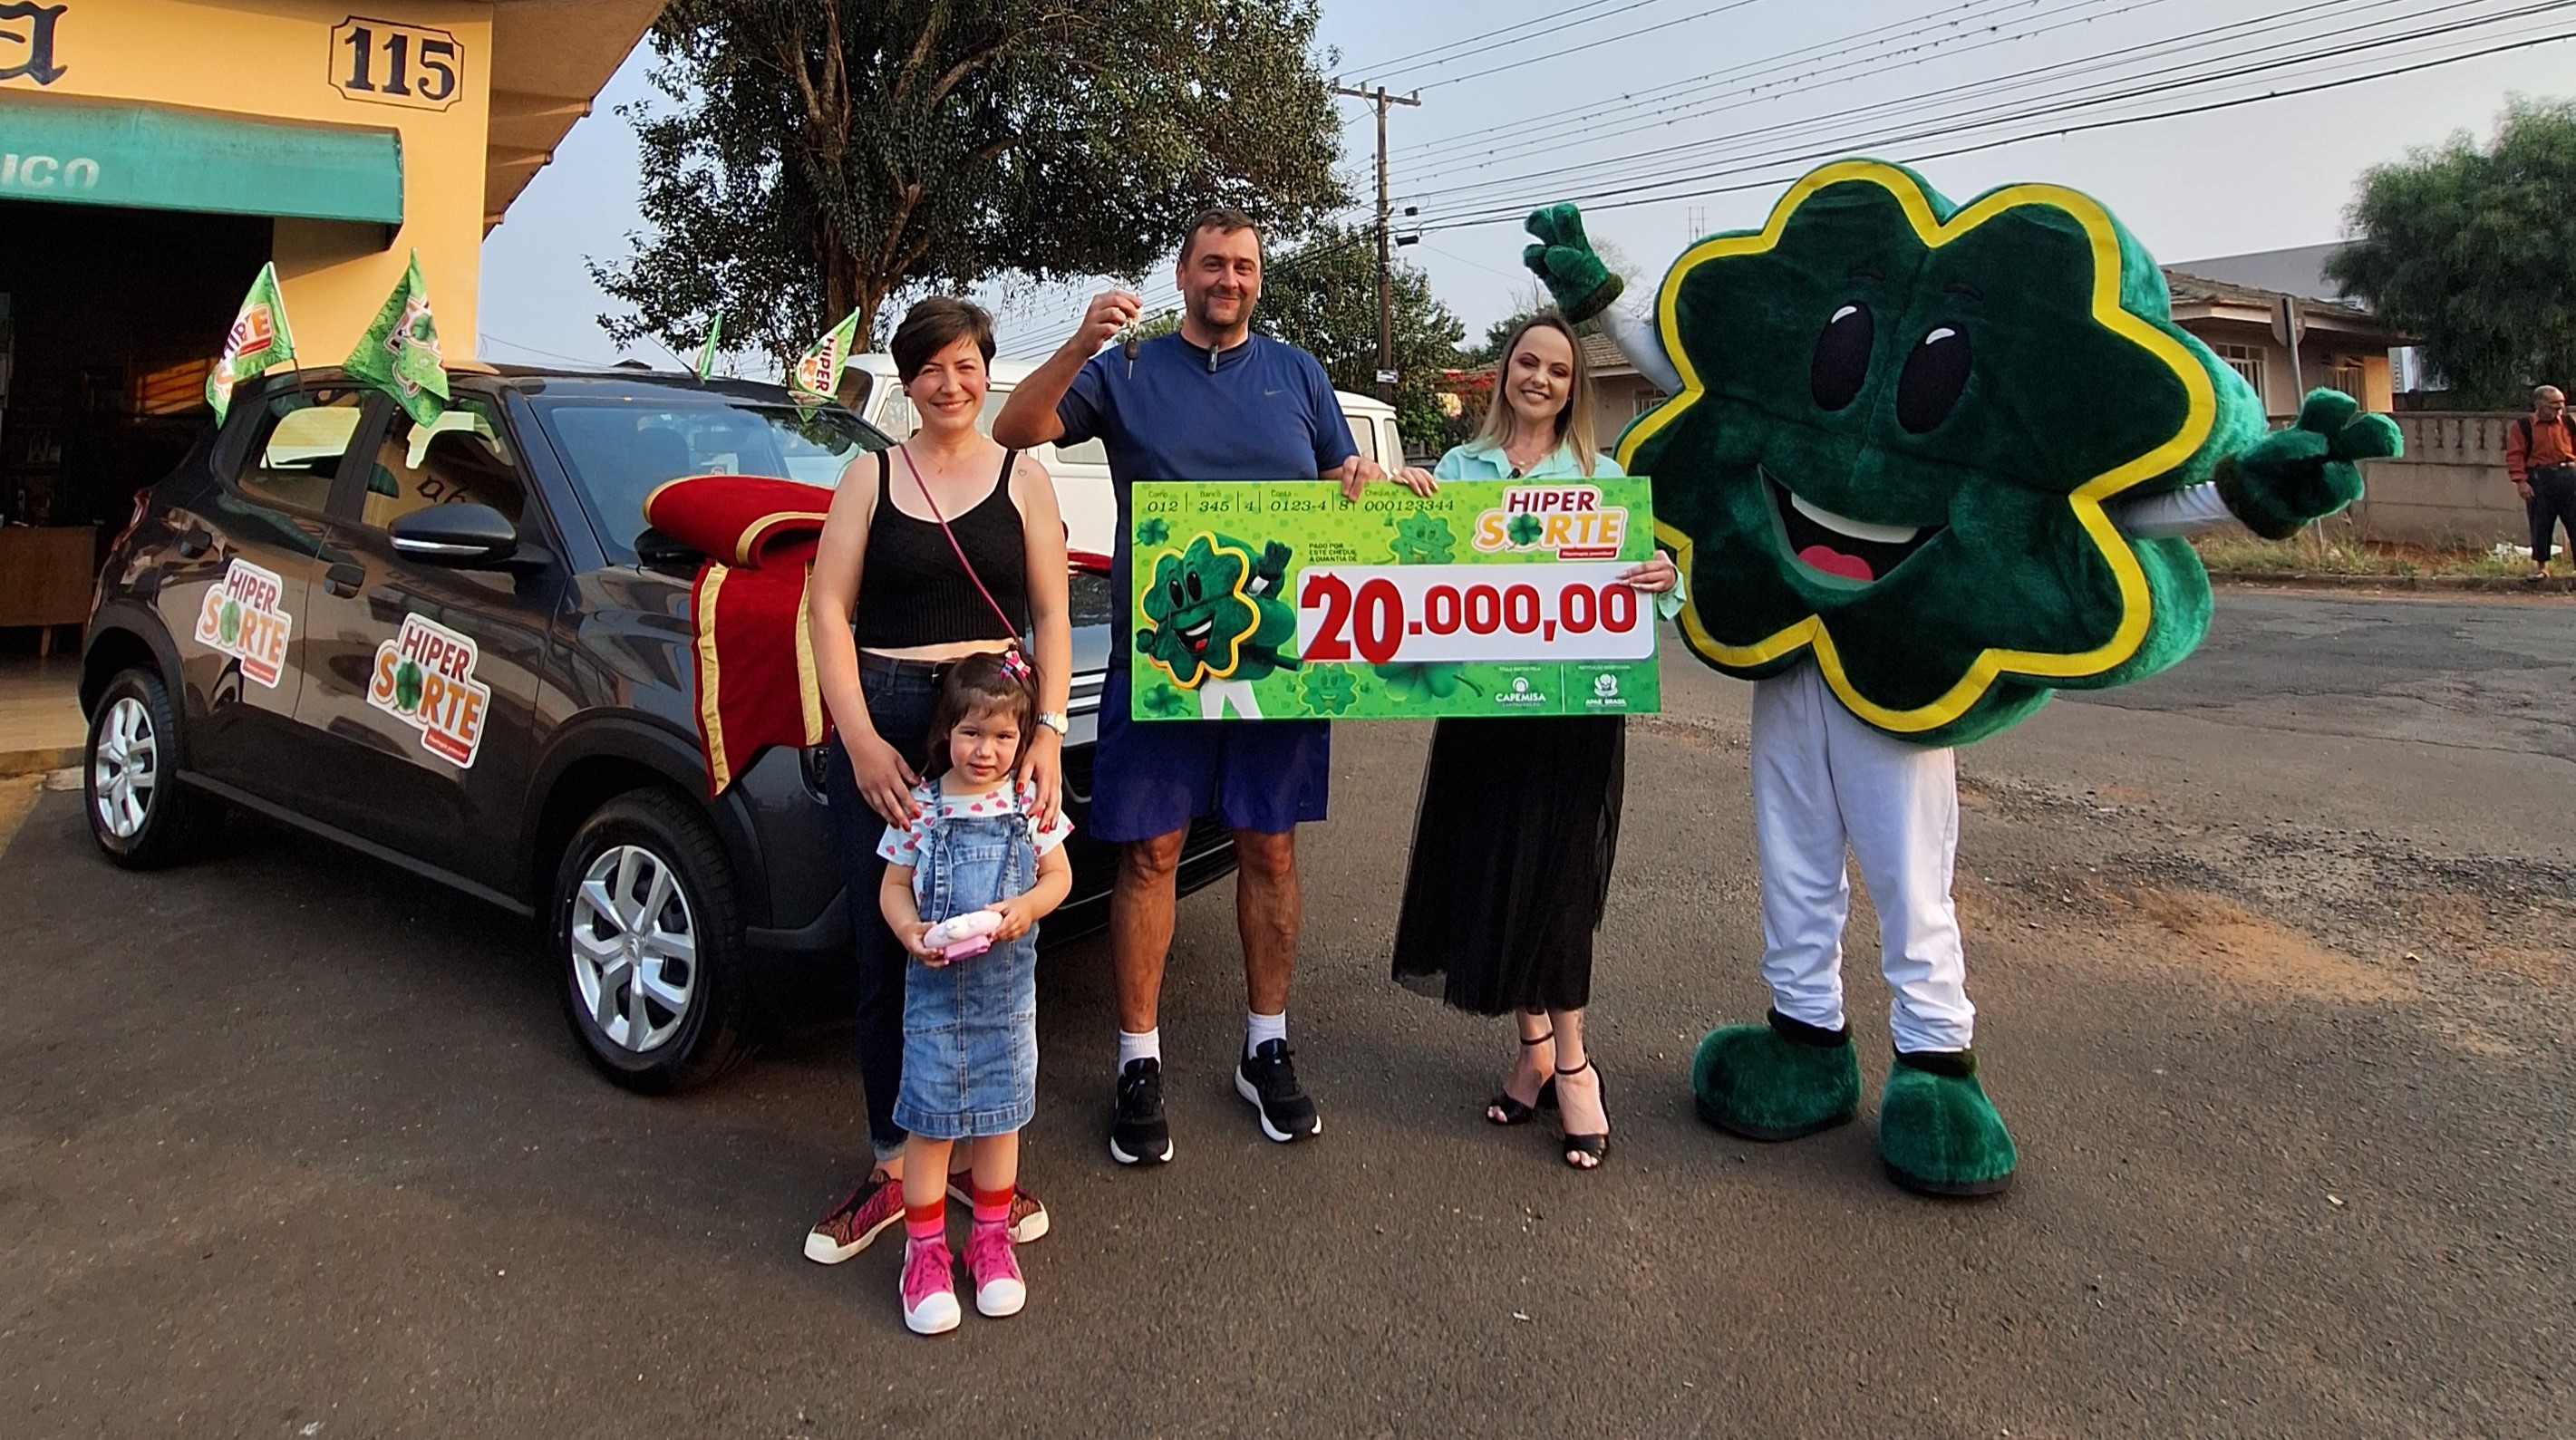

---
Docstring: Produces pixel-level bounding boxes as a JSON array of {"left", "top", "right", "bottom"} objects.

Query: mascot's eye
[
  {"left": 1809, "top": 304, "right": 1874, "bottom": 411},
  {"left": 1896, "top": 325, "right": 1971, "bottom": 433},
  {"left": 1186, "top": 571, "right": 1203, "bottom": 604},
  {"left": 1167, "top": 577, "right": 1186, "bottom": 608}
]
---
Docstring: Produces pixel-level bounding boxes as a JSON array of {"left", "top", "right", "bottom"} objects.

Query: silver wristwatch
[{"left": 1037, "top": 711, "right": 1070, "bottom": 737}]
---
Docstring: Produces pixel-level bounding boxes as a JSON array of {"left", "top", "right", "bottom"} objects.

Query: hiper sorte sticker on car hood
[{"left": 367, "top": 613, "right": 491, "bottom": 768}]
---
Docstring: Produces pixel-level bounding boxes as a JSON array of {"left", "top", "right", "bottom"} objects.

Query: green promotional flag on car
[
  {"left": 206, "top": 262, "right": 297, "bottom": 425},
  {"left": 344, "top": 252, "right": 450, "bottom": 428},
  {"left": 693, "top": 314, "right": 722, "bottom": 380},
  {"left": 786, "top": 309, "right": 859, "bottom": 405}
]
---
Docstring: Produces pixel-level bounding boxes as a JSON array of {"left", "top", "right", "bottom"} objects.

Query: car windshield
[{"left": 534, "top": 394, "right": 888, "bottom": 564}]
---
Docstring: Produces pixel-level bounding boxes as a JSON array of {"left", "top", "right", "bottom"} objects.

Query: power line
[
  {"left": 1405, "top": 0, "right": 2561, "bottom": 217},
  {"left": 1390, "top": 0, "right": 2068, "bottom": 161},
  {"left": 480, "top": 332, "right": 621, "bottom": 368},
  {"left": 1400, "top": 0, "right": 2383, "bottom": 200},
  {"left": 1417, "top": 0, "right": 1776, "bottom": 91},
  {"left": 1409, "top": 24, "right": 2576, "bottom": 235},
  {"left": 1399, "top": 0, "right": 2156, "bottom": 169},
  {"left": 1341, "top": 0, "right": 1666, "bottom": 82}
]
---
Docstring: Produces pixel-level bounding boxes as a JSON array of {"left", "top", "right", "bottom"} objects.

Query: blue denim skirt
[{"left": 892, "top": 807, "right": 1041, "bottom": 1140}]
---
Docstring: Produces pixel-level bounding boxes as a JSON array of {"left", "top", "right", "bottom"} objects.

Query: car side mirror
[{"left": 390, "top": 504, "right": 521, "bottom": 567}]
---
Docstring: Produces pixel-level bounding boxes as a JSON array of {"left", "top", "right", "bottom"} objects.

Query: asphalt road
[{"left": 5, "top": 589, "right": 2571, "bottom": 1438}]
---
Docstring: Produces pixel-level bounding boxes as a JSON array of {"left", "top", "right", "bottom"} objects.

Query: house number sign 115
[{"left": 329, "top": 15, "right": 463, "bottom": 111}]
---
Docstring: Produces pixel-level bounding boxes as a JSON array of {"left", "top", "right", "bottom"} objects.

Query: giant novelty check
[{"left": 1128, "top": 478, "right": 1661, "bottom": 720}]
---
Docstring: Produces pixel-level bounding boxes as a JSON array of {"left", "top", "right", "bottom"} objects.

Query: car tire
[
  {"left": 552, "top": 788, "right": 751, "bottom": 1093},
  {"left": 84, "top": 665, "right": 221, "bottom": 870}
]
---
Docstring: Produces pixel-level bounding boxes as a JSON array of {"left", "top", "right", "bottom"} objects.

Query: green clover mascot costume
[{"left": 1525, "top": 160, "right": 2399, "bottom": 1196}]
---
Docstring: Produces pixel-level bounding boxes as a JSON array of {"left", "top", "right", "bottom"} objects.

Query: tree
[
  {"left": 2330, "top": 99, "right": 2576, "bottom": 407},
  {"left": 591, "top": 1, "right": 1350, "bottom": 363},
  {"left": 1253, "top": 225, "right": 1467, "bottom": 458}
]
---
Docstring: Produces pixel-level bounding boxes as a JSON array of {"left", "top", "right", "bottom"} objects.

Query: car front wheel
[
  {"left": 84, "top": 666, "right": 220, "bottom": 869},
  {"left": 552, "top": 788, "right": 751, "bottom": 1093}
]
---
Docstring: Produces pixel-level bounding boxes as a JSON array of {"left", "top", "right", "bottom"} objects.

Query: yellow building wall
[{"left": 9, "top": 0, "right": 496, "bottom": 358}]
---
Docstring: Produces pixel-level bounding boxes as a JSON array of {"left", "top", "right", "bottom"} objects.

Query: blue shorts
[{"left": 1091, "top": 668, "right": 1331, "bottom": 841}]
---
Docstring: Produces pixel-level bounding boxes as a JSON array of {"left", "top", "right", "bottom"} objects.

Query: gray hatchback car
[{"left": 80, "top": 365, "right": 1234, "bottom": 1090}]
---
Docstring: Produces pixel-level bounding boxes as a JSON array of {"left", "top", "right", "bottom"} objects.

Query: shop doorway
[
  {"left": 1, "top": 199, "right": 271, "bottom": 530},
  {"left": 0, "top": 199, "right": 267, "bottom": 654}
]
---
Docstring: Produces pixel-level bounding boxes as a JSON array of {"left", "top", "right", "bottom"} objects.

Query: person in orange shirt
[{"left": 2505, "top": 384, "right": 2576, "bottom": 581}]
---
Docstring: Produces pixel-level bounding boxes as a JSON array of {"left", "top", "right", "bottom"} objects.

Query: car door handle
[
  {"left": 175, "top": 527, "right": 213, "bottom": 559},
  {"left": 324, "top": 563, "right": 366, "bottom": 598}
]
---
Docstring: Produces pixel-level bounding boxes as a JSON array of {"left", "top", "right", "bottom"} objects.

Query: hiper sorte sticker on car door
[
  {"left": 192, "top": 559, "right": 295, "bottom": 688},
  {"left": 366, "top": 613, "right": 492, "bottom": 768}
]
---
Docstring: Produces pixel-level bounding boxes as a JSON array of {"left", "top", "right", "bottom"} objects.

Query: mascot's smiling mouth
[
  {"left": 1766, "top": 472, "right": 1942, "bottom": 584},
  {"left": 1179, "top": 617, "right": 1215, "bottom": 653}
]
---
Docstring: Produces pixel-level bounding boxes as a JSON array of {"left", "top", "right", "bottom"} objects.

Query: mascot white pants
[{"left": 1752, "top": 664, "right": 1974, "bottom": 1055}]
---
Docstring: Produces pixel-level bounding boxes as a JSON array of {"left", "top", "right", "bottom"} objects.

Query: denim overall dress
[{"left": 892, "top": 796, "right": 1041, "bottom": 1140}]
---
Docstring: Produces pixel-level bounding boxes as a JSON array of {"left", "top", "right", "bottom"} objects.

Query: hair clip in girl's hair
[{"left": 998, "top": 648, "right": 1033, "bottom": 683}]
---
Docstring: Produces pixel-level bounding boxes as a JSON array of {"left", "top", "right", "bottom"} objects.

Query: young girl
[{"left": 876, "top": 652, "right": 1073, "bottom": 1335}]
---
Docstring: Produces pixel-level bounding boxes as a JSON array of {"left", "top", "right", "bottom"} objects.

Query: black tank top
[{"left": 853, "top": 448, "right": 1032, "bottom": 650}]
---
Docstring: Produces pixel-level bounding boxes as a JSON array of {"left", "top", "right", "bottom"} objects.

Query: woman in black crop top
[{"left": 802, "top": 299, "right": 1070, "bottom": 1252}]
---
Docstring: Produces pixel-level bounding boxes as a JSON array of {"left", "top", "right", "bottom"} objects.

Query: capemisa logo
[{"left": 367, "top": 613, "right": 491, "bottom": 768}]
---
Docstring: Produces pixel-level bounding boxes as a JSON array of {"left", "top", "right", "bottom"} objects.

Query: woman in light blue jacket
[{"left": 1391, "top": 312, "right": 1675, "bottom": 1170}]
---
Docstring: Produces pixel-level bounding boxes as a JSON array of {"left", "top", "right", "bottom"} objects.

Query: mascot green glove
[
  {"left": 1136, "top": 533, "right": 1300, "bottom": 719},
  {"left": 1526, "top": 161, "right": 2397, "bottom": 1196}
]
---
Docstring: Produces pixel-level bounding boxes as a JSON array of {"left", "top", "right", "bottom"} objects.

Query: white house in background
[{"left": 2165, "top": 243, "right": 2420, "bottom": 411}]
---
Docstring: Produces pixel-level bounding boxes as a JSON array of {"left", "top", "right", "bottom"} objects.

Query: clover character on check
[
  {"left": 1136, "top": 533, "right": 1299, "bottom": 719},
  {"left": 1525, "top": 159, "right": 2399, "bottom": 1196}
]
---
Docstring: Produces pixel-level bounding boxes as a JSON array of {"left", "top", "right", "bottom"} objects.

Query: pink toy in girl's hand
[{"left": 920, "top": 909, "right": 1004, "bottom": 962}]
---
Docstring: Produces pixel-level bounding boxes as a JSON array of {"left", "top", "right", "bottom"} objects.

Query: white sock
[
  {"left": 1117, "top": 1029, "right": 1160, "bottom": 1072},
  {"left": 1245, "top": 1010, "right": 1287, "bottom": 1058}
]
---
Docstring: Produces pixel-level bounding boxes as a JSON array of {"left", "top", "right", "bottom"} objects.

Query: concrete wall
[{"left": 2339, "top": 412, "right": 2527, "bottom": 548}]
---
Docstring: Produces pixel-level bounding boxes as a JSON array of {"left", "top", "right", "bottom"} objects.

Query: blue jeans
[
  {"left": 821, "top": 657, "right": 943, "bottom": 1165},
  {"left": 893, "top": 805, "right": 1041, "bottom": 1139}
]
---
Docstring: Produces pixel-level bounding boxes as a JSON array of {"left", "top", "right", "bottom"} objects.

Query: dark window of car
[
  {"left": 355, "top": 398, "right": 525, "bottom": 530},
  {"left": 533, "top": 395, "right": 889, "bottom": 564},
  {"left": 233, "top": 388, "right": 367, "bottom": 514}
]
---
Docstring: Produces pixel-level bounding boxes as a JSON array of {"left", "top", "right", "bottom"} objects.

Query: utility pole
[{"left": 1334, "top": 82, "right": 1419, "bottom": 402}]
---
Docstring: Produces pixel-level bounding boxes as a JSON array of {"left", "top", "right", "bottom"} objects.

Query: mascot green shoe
[
  {"left": 1528, "top": 159, "right": 2397, "bottom": 1198},
  {"left": 1878, "top": 1051, "right": 2017, "bottom": 1197},
  {"left": 1692, "top": 1010, "right": 1861, "bottom": 1140}
]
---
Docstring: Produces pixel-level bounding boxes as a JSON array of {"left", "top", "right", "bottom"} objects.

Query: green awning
[{"left": 0, "top": 94, "right": 402, "bottom": 226}]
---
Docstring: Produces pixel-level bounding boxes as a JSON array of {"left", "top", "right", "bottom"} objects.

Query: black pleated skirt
[{"left": 1390, "top": 715, "right": 1625, "bottom": 1015}]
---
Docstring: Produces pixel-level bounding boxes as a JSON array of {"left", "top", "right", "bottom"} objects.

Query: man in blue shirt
[{"left": 996, "top": 209, "right": 1390, "bottom": 1165}]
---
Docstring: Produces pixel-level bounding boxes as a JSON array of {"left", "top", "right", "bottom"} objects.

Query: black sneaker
[
  {"left": 1109, "top": 1058, "right": 1174, "bottom": 1165},
  {"left": 1235, "top": 1039, "right": 1322, "bottom": 1143}
]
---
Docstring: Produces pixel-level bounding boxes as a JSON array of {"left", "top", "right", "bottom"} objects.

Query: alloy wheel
[
  {"left": 92, "top": 697, "right": 158, "bottom": 840},
  {"left": 569, "top": 844, "right": 698, "bottom": 1053}
]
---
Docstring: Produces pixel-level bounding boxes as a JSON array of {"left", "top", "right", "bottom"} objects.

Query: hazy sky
[{"left": 476, "top": 0, "right": 2576, "bottom": 369}]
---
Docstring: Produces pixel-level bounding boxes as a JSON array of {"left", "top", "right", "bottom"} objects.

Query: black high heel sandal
[
  {"left": 1555, "top": 1060, "right": 1609, "bottom": 1170},
  {"left": 1486, "top": 1030, "right": 1559, "bottom": 1126}
]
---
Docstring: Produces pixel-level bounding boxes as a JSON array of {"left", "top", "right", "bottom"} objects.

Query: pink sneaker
[
  {"left": 899, "top": 1235, "right": 961, "bottom": 1336},
  {"left": 964, "top": 1220, "right": 1025, "bottom": 1318}
]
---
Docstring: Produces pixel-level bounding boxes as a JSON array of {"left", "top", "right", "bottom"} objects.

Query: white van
[{"left": 843, "top": 353, "right": 1403, "bottom": 560}]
